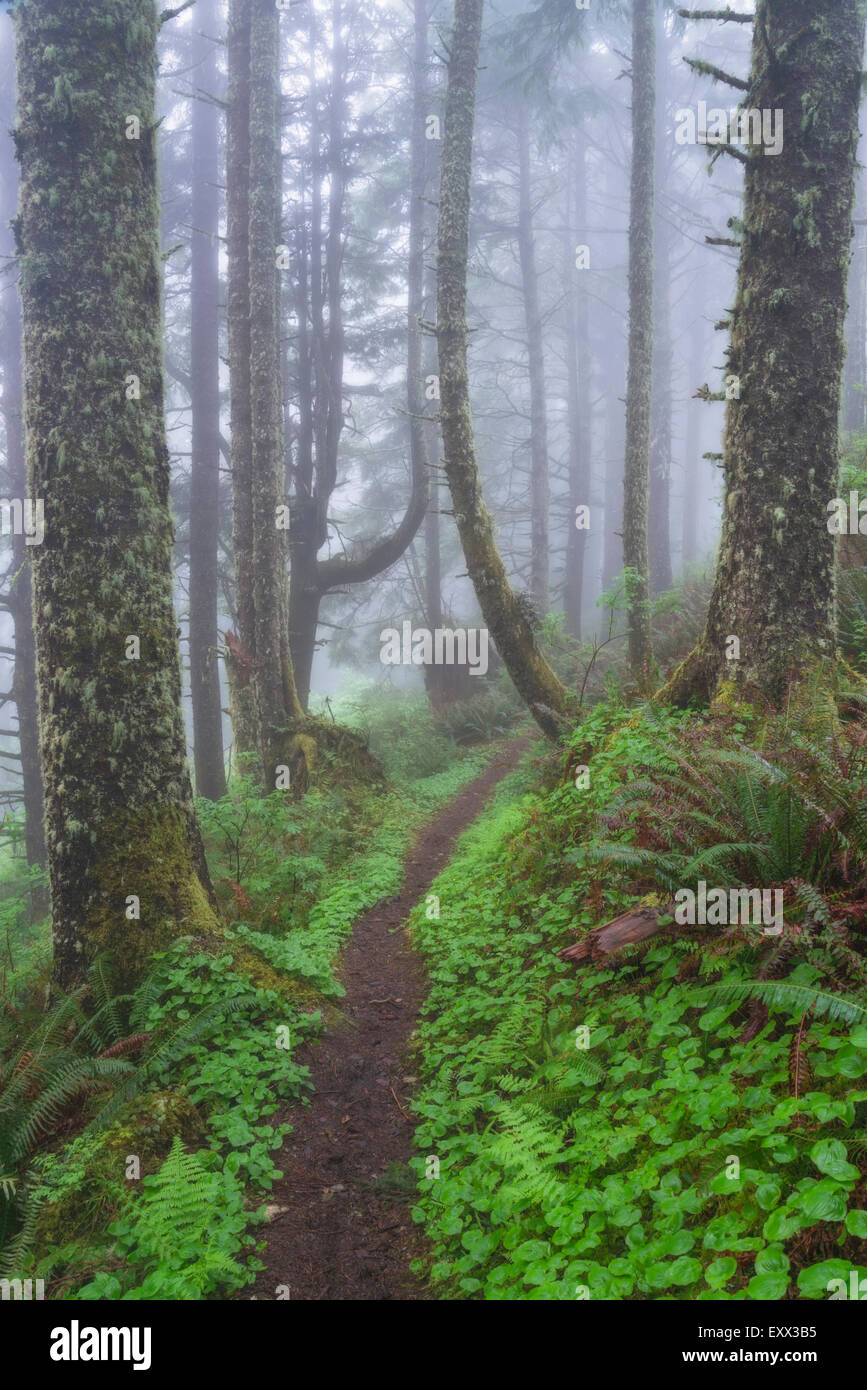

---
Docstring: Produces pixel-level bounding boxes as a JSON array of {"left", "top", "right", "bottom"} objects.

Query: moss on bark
[
  {"left": 659, "top": 0, "right": 866, "bottom": 709},
  {"left": 14, "top": 0, "right": 220, "bottom": 990}
]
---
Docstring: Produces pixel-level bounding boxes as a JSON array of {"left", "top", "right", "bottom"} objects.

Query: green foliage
[
  {"left": 75, "top": 1139, "right": 257, "bottom": 1300},
  {"left": 408, "top": 699, "right": 867, "bottom": 1300}
]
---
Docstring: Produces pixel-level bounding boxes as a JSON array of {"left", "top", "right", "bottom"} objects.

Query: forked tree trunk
[
  {"left": 436, "top": 0, "right": 575, "bottom": 740},
  {"left": 662, "top": 0, "right": 865, "bottom": 706},
  {"left": 15, "top": 0, "right": 218, "bottom": 990}
]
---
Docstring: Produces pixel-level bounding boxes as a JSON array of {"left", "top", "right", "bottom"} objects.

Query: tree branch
[
  {"left": 678, "top": 7, "right": 754, "bottom": 21},
  {"left": 683, "top": 55, "right": 749, "bottom": 89}
]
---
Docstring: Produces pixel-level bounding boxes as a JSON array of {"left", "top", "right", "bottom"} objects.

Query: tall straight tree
[
  {"left": 225, "top": 0, "right": 260, "bottom": 762},
  {"left": 622, "top": 0, "right": 655, "bottom": 681},
  {"left": 189, "top": 0, "right": 227, "bottom": 800},
  {"left": 14, "top": 0, "right": 218, "bottom": 989},
  {"left": 516, "top": 105, "right": 550, "bottom": 615},
  {"left": 648, "top": 3, "right": 672, "bottom": 595},
  {"left": 0, "top": 19, "right": 46, "bottom": 918},
  {"left": 248, "top": 0, "right": 305, "bottom": 785},
  {"left": 563, "top": 131, "right": 591, "bottom": 640},
  {"left": 437, "top": 0, "right": 575, "bottom": 739},
  {"left": 665, "top": 0, "right": 866, "bottom": 705}
]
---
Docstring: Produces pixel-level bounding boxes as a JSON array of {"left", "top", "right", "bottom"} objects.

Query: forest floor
[{"left": 241, "top": 736, "right": 530, "bottom": 1301}]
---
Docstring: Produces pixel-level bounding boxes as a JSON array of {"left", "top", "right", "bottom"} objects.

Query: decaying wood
[{"left": 558, "top": 901, "right": 674, "bottom": 964}]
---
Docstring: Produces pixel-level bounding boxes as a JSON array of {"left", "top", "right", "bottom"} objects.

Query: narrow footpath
[{"left": 243, "top": 737, "right": 530, "bottom": 1301}]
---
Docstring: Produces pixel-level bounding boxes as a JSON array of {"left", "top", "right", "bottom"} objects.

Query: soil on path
[{"left": 242, "top": 737, "right": 530, "bottom": 1302}]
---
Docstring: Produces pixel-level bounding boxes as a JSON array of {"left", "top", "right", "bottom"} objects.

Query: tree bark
[
  {"left": 662, "top": 0, "right": 866, "bottom": 707},
  {"left": 516, "top": 106, "right": 550, "bottom": 616},
  {"left": 226, "top": 0, "right": 260, "bottom": 763},
  {"left": 564, "top": 133, "right": 591, "bottom": 640},
  {"left": 436, "top": 0, "right": 575, "bottom": 740},
  {"left": 0, "top": 23, "right": 47, "bottom": 919},
  {"left": 681, "top": 315, "right": 705, "bottom": 567},
  {"left": 622, "top": 0, "right": 656, "bottom": 682},
  {"left": 189, "top": 0, "right": 227, "bottom": 800},
  {"left": 14, "top": 0, "right": 218, "bottom": 990},
  {"left": 843, "top": 162, "right": 867, "bottom": 433},
  {"left": 649, "top": 6, "right": 673, "bottom": 594},
  {"left": 248, "top": 0, "right": 304, "bottom": 784}
]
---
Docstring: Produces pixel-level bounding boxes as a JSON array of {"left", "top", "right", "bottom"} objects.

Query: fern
[{"left": 697, "top": 979, "right": 867, "bottom": 1025}]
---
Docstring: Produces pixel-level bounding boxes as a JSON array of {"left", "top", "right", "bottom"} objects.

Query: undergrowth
[
  {"left": 1, "top": 708, "right": 502, "bottom": 1299},
  {"left": 408, "top": 695, "right": 867, "bottom": 1300}
]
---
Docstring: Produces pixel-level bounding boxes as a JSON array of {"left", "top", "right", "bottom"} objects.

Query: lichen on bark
[
  {"left": 14, "top": 0, "right": 220, "bottom": 990},
  {"left": 659, "top": 0, "right": 866, "bottom": 709}
]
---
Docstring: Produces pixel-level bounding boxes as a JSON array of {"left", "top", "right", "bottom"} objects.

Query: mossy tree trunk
[
  {"left": 436, "top": 0, "right": 575, "bottom": 740},
  {"left": 662, "top": 0, "right": 866, "bottom": 707},
  {"left": 189, "top": 0, "right": 227, "bottom": 801},
  {"left": 649, "top": 6, "right": 672, "bottom": 595},
  {"left": 226, "top": 0, "right": 260, "bottom": 765},
  {"left": 843, "top": 163, "right": 867, "bottom": 433},
  {"left": 516, "top": 106, "right": 549, "bottom": 616},
  {"left": 681, "top": 315, "right": 706, "bottom": 567},
  {"left": 248, "top": 0, "right": 305, "bottom": 786},
  {"left": 564, "top": 131, "right": 590, "bottom": 641},
  {"left": 622, "top": 0, "right": 655, "bottom": 682},
  {"left": 14, "top": 0, "right": 219, "bottom": 990},
  {"left": 0, "top": 22, "right": 47, "bottom": 919}
]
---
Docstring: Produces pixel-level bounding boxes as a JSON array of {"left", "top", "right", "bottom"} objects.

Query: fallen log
[{"left": 558, "top": 901, "right": 675, "bottom": 964}]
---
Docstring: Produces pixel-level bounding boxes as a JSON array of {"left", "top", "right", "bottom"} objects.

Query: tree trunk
[
  {"left": 622, "top": 0, "right": 655, "bottom": 682},
  {"left": 189, "top": 0, "right": 227, "bottom": 800},
  {"left": 649, "top": 6, "right": 672, "bottom": 594},
  {"left": 226, "top": 0, "right": 259, "bottom": 763},
  {"left": 248, "top": 0, "right": 304, "bottom": 784},
  {"left": 564, "top": 133, "right": 591, "bottom": 641},
  {"left": 662, "top": 0, "right": 865, "bottom": 707},
  {"left": 14, "top": 0, "right": 218, "bottom": 991},
  {"left": 516, "top": 106, "right": 549, "bottom": 616},
  {"left": 681, "top": 315, "right": 705, "bottom": 567},
  {"left": 843, "top": 163, "right": 867, "bottom": 433},
  {"left": 0, "top": 24, "right": 47, "bottom": 919},
  {"left": 436, "top": 0, "right": 575, "bottom": 740}
]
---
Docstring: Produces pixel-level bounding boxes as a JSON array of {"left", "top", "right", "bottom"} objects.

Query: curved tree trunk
[
  {"left": 436, "top": 0, "right": 575, "bottom": 740},
  {"left": 15, "top": 0, "right": 218, "bottom": 991},
  {"left": 662, "top": 0, "right": 865, "bottom": 707}
]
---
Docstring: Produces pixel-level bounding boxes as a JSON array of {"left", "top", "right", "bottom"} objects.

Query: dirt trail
[{"left": 242, "top": 737, "right": 530, "bottom": 1302}]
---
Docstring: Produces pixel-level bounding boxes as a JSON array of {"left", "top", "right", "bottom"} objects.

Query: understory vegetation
[
  {"left": 0, "top": 697, "right": 503, "bottom": 1299},
  {"left": 407, "top": 693, "right": 867, "bottom": 1300}
]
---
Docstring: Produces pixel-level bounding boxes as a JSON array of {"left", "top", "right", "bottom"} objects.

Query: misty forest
[{"left": 2, "top": 0, "right": 867, "bottom": 1313}]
